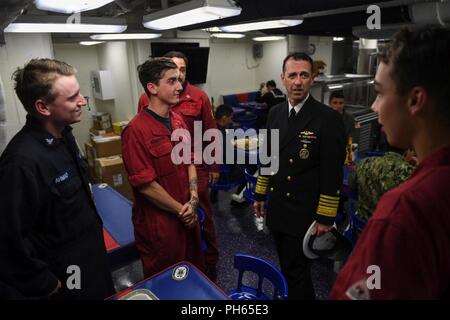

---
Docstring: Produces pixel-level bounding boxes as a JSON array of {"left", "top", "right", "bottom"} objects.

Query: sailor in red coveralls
[
  {"left": 123, "top": 58, "right": 204, "bottom": 277},
  {"left": 330, "top": 27, "right": 450, "bottom": 300},
  {"left": 138, "top": 51, "right": 219, "bottom": 280}
]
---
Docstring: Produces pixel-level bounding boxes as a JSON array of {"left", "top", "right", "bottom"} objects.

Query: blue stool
[{"left": 228, "top": 253, "right": 288, "bottom": 300}]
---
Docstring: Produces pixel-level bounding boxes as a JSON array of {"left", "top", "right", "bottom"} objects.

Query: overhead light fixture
[
  {"left": 221, "top": 19, "right": 301, "bottom": 33},
  {"left": 202, "top": 27, "right": 222, "bottom": 32},
  {"left": 90, "top": 33, "right": 162, "bottom": 40},
  {"left": 79, "top": 41, "right": 104, "bottom": 46},
  {"left": 220, "top": 19, "right": 302, "bottom": 32},
  {"left": 333, "top": 37, "right": 345, "bottom": 41},
  {"left": 142, "top": 0, "right": 242, "bottom": 30},
  {"left": 210, "top": 33, "right": 245, "bottom": 39},
  {"left": 4, "top": 15, "right": 127, "bottom": 33},
  {"left": 5, "top": 23, "right": 127, "bottom": 33},
  {"left": 253, "top": 36, "right": 285, "bottom": 42},
  {"left": 34, "top": 0, "right": 115, "bottom": 14}
]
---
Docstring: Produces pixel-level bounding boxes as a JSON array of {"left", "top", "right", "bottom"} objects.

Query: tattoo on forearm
[
  {"left": 190, "top": 195, "right": 199, "bottom": 210},
  {"left": 189, "top": 177, "right": 197, "bottom": 192}
]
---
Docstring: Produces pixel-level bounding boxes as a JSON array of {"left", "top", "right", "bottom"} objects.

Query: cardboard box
[
  {"left": 95, "top": 156, "right": 133, "bottom": 200},
  {"left": 89, "top": 127, "right": 113, "bottom": 136},
  {"left": 84, "top": 143, "right": 97, "bottom": 181},
  {"left": 91, "top": 134, "right": 121, "bottom": 158},
  {"left": 112, "top": 121, "right": 129, "bottom": 136},
  {"left": 92, "top": 112, "right": 112, "bottom": 130}
]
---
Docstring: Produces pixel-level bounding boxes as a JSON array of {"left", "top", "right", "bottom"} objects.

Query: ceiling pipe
[
  {"left": 180, "top": 0, "right": 396, "bottom": 30},
  {"left": 300, "top": 0, "right": 421, "bottom": 19}
]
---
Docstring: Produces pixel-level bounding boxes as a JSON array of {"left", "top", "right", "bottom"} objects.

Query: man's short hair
[
  {"left": 12, "top": 58, "right": 75, "bottom": 115},
  {"left": 266, "top": 80, "right": 277, "bottom": 88},
  {"left": 329, "top": 90, "right": 344, "bottom": 102},
  {"left": 163, "top": 51, "right": 189, "bottom": 67},
  {"left": 137, "top": 57, "right": 178, "bottom": 97},
  {"left": 378, "top": 26, "right": 450, "bottom": 123},
  {"left": 282, "top": 52, "right": 313, "bottom": 73},
  {"left": 215, "top": 104, "right": 233, "bottom": 120}
]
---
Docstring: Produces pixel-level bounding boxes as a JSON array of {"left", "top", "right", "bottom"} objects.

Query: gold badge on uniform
[{"left": 299, "top": 144, "right": 309, "bottom": 159}]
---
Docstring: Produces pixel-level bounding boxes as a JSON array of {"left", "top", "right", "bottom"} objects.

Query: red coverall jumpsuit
[
  {"left": 122, "top": 110, "right": 205, "bottom": 277},
  {"left": 138, "top": 83, "right": 219, "bottom": 269}
]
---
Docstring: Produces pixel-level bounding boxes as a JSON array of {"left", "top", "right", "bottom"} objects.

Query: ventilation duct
[
  {"left": 409, "top": 1, "right": 450, "bottom": 26},
  {"left": 353, "top": 1, "right": 450, "bottom": 39}
]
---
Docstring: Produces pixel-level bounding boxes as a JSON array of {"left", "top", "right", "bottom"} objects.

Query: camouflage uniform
[{"left": 350, "top": 152, "right": 414, "bottom": 221}]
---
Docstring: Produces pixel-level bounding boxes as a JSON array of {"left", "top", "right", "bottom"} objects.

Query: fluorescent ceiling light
[
  {"left": 328, "top": 85, "right": 344, "bottom": 90},
  {"left": 34, "top": 0, "right": 115, "bottom": 14},
  {"left": 90, "top": 33, "right": 162, "bottom": 40},
  {"left": 143, "top": 0, "right": 242, "bottom": 30},
  {"left": 220, "top": 19, "right": 302, "bottom": 32},
  {"left": 253, "top": 36, "right": 285, "bottom": 42},
  {"left": 333, "top": 37, "right": 344, "bottom": 41},
  {"left": 210, "top": 33, "right": 245, "bottom": 38},
  {"left": 80, "top": 41, "right": 104, "bottom": 46},
  {"left": 4, "top": 16, "right": 127, "bottom": 33},
  {"left": 4, "top": 23, "right": 126, "bottom": 33},
  {"left": 202, "top": 27, "right": 222, "bottom": 32}
]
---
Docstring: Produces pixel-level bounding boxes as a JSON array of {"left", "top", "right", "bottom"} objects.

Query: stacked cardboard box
[
  {"left": 92, "top": 112, "right": 112, "bottom": 131},
  {"left": 95, "top": 156, "right": 133, "bottom": 200},
  {"left": 90, "top": 127, "right": 113, "bottom": 135},
  {"left": 90, "top": 134, "right": 121, "bottom": 158},
  {"left": 85, "top": 113, "right": 133, "bottom": 200}
]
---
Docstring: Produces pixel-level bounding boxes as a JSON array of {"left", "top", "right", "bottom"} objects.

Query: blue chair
[
  {"left": 228, "top": 253, "right": 288, "bottom": 300},
  {"left": 231, "top": 107, "right": 246, "bottom": 121},
  {"left": 234, "top": 112, "right": 258, "bottom": 130},
  {"left": 209, "top": 164, "right": 244, "bottom": 191},
  {"left": 343, "top": 199, "right": 368, "bottom": 246}
]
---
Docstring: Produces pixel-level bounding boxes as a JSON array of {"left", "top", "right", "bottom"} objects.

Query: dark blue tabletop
[{"left": 113, "top": 261, "right": 230, "bottom": 300}]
